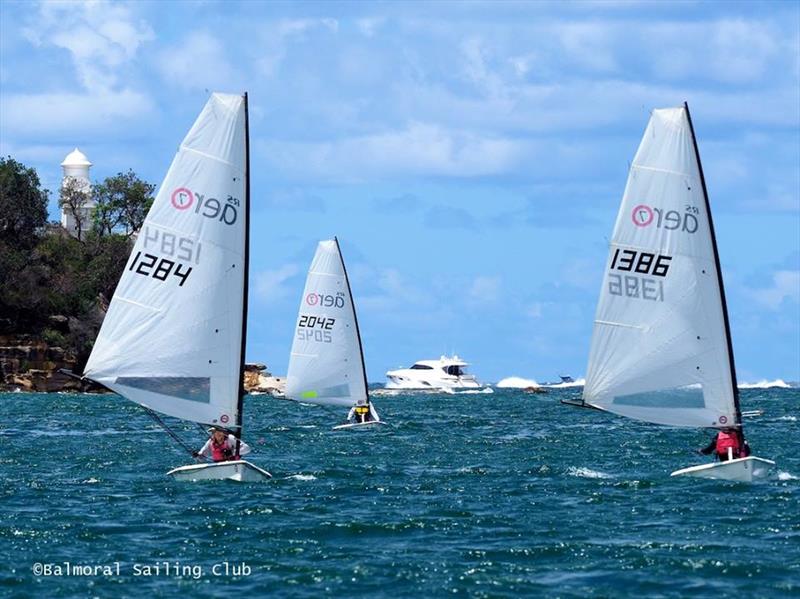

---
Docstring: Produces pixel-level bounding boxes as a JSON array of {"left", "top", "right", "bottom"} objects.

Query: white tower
[{"left": 60, "top": 148, "right": 95, "bottom": 238}]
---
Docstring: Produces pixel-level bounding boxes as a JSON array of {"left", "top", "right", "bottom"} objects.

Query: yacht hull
[
  {"left": 670, "top": 456, "right": 775, "bottom": 482},
  {"left": 167, "top": 460, "right": 272, "bottom": 482}
]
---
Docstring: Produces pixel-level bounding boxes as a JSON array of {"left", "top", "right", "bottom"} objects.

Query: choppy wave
[
  {"left": 739, "top": 379, "right": 793, "bottom": 389},
  {"left": 567, "top": 466, "right": 613, "bottom": 479},
  {"left": 496, "top": 377, "right": 541, "bottom": 389},
  {"left": 4, "top": 387, "right": 799, "bottom": 596}
]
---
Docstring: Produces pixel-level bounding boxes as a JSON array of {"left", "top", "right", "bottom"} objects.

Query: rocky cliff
[
  {"left": 0, "top": 334, "right": 82, "bottom": 392},
  {"left": 0, "top": 340, "right": 285, "bottom": 395}
]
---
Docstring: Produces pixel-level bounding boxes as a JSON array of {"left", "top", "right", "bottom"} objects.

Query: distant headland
[{"left": 0, "top": 154, "right": 284, "bottom": 395}]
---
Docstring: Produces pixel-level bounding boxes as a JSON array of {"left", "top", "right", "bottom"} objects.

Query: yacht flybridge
[{"left": 385, "top": 355, "right": 482, "bottom": 391}]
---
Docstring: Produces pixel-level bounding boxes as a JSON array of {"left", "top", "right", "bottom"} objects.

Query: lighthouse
[{"left": 60, "top": 148, "right": 95, "bottom": 238}]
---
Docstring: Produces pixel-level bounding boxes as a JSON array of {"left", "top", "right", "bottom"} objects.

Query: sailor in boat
[
  {"left": 698, "top": 428, "right": 750, "bottom": 463},
  {"left": 347, "top": 399, "right": 379, "bottom": 424},
  {"left": 194, "top": 427, "right": 251, "bottom": 463}
]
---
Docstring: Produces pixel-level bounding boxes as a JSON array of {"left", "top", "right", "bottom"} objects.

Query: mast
[
  {"left": 683, "top": 101, "right": 743, "bottom": 431},
  {"left": 235, "top": 91, "right": 251, "bottom": 441},
  {"left": 335, "top": 236, "right": 370, "bottom": 403}
]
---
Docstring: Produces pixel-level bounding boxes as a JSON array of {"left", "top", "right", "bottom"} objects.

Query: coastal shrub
[
  {"left": 0, "top": 156, "right": 154, "bottom": 362},
  {"left": 42, "top": 328, "right": 67, "bottom": 348}
]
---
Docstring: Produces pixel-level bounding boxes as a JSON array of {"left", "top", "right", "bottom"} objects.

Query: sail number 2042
[
  {"left": 608, "top": 248, "right": 671, "bottom": 302},
  {"left": 296, "top": 314, "right": 335, "bottom": 343}
]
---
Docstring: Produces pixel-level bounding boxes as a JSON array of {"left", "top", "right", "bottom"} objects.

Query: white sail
[
  {"left": 84, "top": 93, "right": 247, "bottom": 428},
  {"left": 583, "top": 107, "right": 737, "bottom": 428},
  {"left": 285, "top": 239, "right": 368, "bottom": 407}
]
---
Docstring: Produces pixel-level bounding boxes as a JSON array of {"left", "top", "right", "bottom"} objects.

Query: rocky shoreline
[
  {"left": 0, "top": 336, "right": 286, "bottom": 396},
  {"left": 0, "top": 335, "right": 82, "bottom": 393}
]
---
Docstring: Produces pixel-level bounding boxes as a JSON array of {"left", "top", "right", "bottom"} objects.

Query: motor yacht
[{"left": 385, "top": 355, "right": 482, "bottom": 390}]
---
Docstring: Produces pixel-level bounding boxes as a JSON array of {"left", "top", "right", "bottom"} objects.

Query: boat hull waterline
[
  {"left": 166, "top": 460, "right": 272, "bottom": 482},
  {"left": 670, "top": 456, "right": 775, "bottom": 482},
  {"left": 332, "top": 420, "right": 387, "bottom": 431}
]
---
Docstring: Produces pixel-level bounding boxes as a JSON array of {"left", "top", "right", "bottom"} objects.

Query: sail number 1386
[
  {"left": 608, "top": 248, "right": 672, "bottom": 303},
  {"left": 610, "top": 248, "right": 671, "bottom": 277}
]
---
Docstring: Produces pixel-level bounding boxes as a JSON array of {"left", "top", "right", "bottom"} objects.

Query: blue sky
[{"left": 1, "top": 1, "right": 798, "bottom": 383}]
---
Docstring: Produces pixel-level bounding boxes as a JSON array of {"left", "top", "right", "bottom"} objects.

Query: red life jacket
[
  {"left": 715, "top": 430, "right": 740, "bottom": 456},
  {"left": 211, "top": 437, "right": 235, "bottom": 462}
]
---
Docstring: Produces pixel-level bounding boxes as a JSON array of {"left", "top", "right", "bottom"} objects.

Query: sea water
[{"left": 1, "top": 387, "right": 798, "bottom": 597}]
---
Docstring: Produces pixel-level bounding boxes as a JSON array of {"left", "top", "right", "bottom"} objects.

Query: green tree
[
  {"left": 0, "top": 156, "right": 49, "bottom": 249},
  {"left": 59, "top": 176, "right": 91, "bottom": 241},
  {"left": 0, "top": 157, "right": 50, "bottom": 330},
  {"left": 0, "top": 157, "right": 154, "bottom": 360},
  {"left": 92, "top": 170, "right": 155, "bottom": 237}
]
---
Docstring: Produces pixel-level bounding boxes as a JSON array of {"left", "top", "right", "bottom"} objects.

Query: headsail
[
  {"left": 285, "top": 239, "right": 369, "bottom": 407},
  {"left": 583, "top": 105, "right": 738, "bottom": 429},
  {"left": 84, "top": 93, "right": 247, "bottom": 428}
]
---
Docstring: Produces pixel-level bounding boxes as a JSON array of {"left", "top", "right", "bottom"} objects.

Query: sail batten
[
  {"left": 84, "top": 93, "right": 247, "bottom": 428},
  {"left": 286, "top": 239, "right": 368, "bottom": 408},
  {"left": 583, "top": 106, "right": 737, "bottom": 429}
]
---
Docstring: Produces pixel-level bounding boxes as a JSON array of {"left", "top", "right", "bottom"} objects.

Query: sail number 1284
[{"left": 129, "top": 251, "right": 192, "bottom": 287}]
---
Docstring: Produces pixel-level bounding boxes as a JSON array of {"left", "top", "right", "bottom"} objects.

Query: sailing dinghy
[
  {"left": 574, "top": 103, "right": 774, "bottom": 482},
  {"left": 285, "top": 238, "right": 385, "bottom": 430},
  {"left": 82, "top": 92, "right": 270, "bottom": 482}
]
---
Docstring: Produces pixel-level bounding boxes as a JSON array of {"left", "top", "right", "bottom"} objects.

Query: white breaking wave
[
  {"left": 496, "top": 377, "right": 541, "bottom": 388},
  {"left": 738, "top": 379, "right": 792, "bottom": 389},
  {"left": 778, "top": 472, "right": 798, "bottom": 481},
  {"left": 567, "top": 466, "right": 612, "bottom": 479},
  {"left": 288, "top": 474, "right": 317, "bottom": 481}
]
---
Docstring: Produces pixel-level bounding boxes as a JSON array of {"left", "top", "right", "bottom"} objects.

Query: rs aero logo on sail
[
  {"left": 171, "top": 187, "right": 239, "bottom": 225},
  {"left": 631, "top": 203, "right": 699, "bottom": 234}
]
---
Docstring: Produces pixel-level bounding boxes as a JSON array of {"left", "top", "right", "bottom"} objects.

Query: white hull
[
  {"left": 670, "top": 456, "right": 775, "bottom": 482},
  {"left": 386, "top": 355, "right": 481, "bottom": 390},
  {"left": 384, "top": 379, "right": 482, "bottom": 391},
  {"left": 167, "top": 460, "right": 272, "bottom": 482},
  {"left": 332, "top": 420, "right": 387, "bottom": 431}
]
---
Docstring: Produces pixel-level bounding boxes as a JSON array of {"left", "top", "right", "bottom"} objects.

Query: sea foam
[
  {"left": 496, "top": 377, "right": 541, "bottom": 388},
  {"left": 739, "top": 379, "right": 792, "bottom": 389}
]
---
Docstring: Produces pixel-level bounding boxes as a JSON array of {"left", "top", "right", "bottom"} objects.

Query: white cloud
[
  {"left": 255, "top": 18, "right": 339, "bottom": 77},
  {"left": 23, "top": 0, "right": 153, "bottom": 92},
  {"left": 468, "top": 276, "right": 501, "bottom": 304},
  {"left": 508, "top": 53, "right": 539, "bottom": 78},
  {"left": 0, "top": 89, "right": 156, "bottom": 137},
  {"left": 157, "top": 31, "right": 239, "bottom": 91},
  {"left": 358, "top": 268, "right": 431, "bottom": 315},
  {"left": 460, "top": 36, "right": 506, "bottom": 98},
  {"left": 750, "top": 270, "right": 800, "bottom": 310},
  {"left": 254, "top": 264, "right": 300, "bottom": 303},
  {"left": 258, "top": 122, "right": 523, "bottom": 181},
  {"left": 560, "top": 258, "right": 602, "bottom": 291},
  {"left": 357, "top": 17, "right": 385, "bottom": 38},
  {"left": 708, "top": 19, "right": 781, "bottom": 84},
  {"left": 556, "top": 22, "right": 619, "bottom": 73},
  {"left": 278, "top": 18, "right": 339, "bottom": 37}
]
